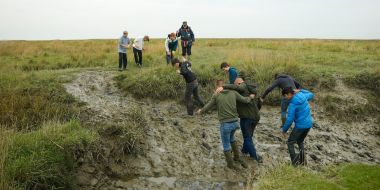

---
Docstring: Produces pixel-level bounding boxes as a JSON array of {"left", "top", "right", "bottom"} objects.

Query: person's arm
[
  {"left": 261, "top": 80, "right": 279, "bottom": 99},
  {"left": 301, "top": 89, "right": 314, "bottom": 101},
  {"left": 223, "top": 84, "right": 245, "bottom": 93},
  {"left": 229, "top": 70, "right": 238, "bottom": 84},
  {"left": 165, "top": 39, "right": 169, "bottom": 53},
  {"left": 281, "top": 103, "right": 295, "bottom": 133},
  {"left": 199, "top": 94, "right": 216, "bottom": 113},
  {"left": 234, "top": 91, "right": 252, "bottom": 104},
  {"left": 294, "top": 79, "right": 301, "bottom": 89},
  {"left": 176, "top": 28, "right": 181, "bottom": 37},
  {"left": 189, "top": 27, "right": 195, "bottom": 42}
]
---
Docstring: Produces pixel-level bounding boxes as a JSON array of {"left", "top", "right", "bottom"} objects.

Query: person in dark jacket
[
  {"left": 261, "top": 73, "right": 301, "bottom": 126},
  {"left": 177, "top": 21, "right": 195, "bottom": 60},
  {"left": 172, "top": 58, "right": 204, "bottom": 115},
  {"left": 197, "top": 80, "right": 256, "bottom": 169},
  {"left": 220, "top": 62, "right": 239, "bottom": 84},
  {"left": 281, "top": 87, "right": 314, "bottom": 166},
  {"left": 165, "top": 33, "right": 179, "bottom": 64},
  {"left": 216, "top": 78, "right": 262, "bottom": 163}
]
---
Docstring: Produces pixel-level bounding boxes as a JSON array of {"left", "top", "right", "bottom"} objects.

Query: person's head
[
  {"left": 169, "top": 32, "right": 176, "bottom": 40},
  {"left": 234, "top": 78, "right": 244, "bottom": 85},
  {"left": 282, "top": 87, "right": 295, "bottom": 100},
  {"left": 220, "top": 62, "right": 230, "bottom": 73},
  {"left": 171, "top": 58, "right": 181, "bottom": 68},
  {"left": 143, "top": 35, "right": 150, "bottom": 41},
  {"left": 182, "top": 21, "right": 188, "bottom": 28},
  {"left": 216, "top": 79, "right": 224, "bottom": 88},
  {"left": 123, "top": 31, "right": 128, "bottom": 37}
]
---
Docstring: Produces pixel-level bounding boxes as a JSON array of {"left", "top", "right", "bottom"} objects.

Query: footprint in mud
[{"left": 65, "top": 71, "right": 380, "bottom": 190}]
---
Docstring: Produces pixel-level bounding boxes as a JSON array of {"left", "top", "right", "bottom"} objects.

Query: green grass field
[{"left": 0, "top": 39, "right": 379, "bottom": 189}]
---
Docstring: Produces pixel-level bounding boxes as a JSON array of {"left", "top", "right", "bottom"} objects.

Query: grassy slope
[{"left": 258, "top": 164, "right": 380, "bottom": 190}]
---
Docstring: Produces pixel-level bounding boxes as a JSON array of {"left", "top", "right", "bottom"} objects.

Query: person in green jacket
[
  {"left": 216, "top": 77, "right": 262, "bottom": 163},
  {"left": 197, "top": 79, "right": 256, "bottom": 169}
]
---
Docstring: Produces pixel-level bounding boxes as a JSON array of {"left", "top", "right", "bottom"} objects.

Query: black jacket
[
  {"left": 180, "top": 61, "right": 196, "bottom": 83},
  {"left": 262, "top": 74, "right": 301, "bottom": 98},
  {"left": 177, "top": 26, "right": 195, "bottom": 42}
]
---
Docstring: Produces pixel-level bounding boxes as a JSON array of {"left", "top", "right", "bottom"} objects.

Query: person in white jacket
[
  {"left": 132, "top": 35, "right": 149, "bottom": 67},
  {"left": 165, "top": 33, "right": 179, "bottom": 64}
]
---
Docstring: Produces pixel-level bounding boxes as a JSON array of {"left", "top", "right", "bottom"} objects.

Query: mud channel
[{"left": 64, "top": 70, "right": 380, "bottom": 190}]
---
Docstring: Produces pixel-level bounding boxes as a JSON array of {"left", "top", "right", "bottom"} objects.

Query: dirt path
[{"left": 64, "top": 71, "right": 380, "bottom": 190}]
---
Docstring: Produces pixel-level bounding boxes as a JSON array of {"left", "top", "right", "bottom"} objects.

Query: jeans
[
  {"left": 281, "top": 97, "right": 290, "bottom": 118},
  {"left": 118, "top": 52, "right": 127, "bottom": 69},
  {"left": 181, "top": 41, "right": 192, "bottom": 56},
  {"left": 133, "top": 47, "right": 143, "bottom": 65},
  {"left": 185, "top": 80, "right": 204, "bottom": 115},
  {"left": 220, "top": 121, "right": 239, "bottom": 152},
  {"left": 287, "top": 128, "right": 310, "bottom": 165},
  {"left": 240, "top": 118, "right": 259, "bottom": 160}
]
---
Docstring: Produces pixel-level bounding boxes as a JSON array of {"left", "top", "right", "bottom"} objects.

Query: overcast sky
[{"left": 0, "top": 0, "right": 379, "bottom": 40}]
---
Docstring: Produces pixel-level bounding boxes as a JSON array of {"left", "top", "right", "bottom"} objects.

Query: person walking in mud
[
  {"left": 171, "top": 58, "right": 204, "bottom": 115},
  {"left": 165, "top": 33, "right": 179, "bottom": 64},
  {"left": 260, "top": 73, "right": 301, "bottom": 127},
  {"left": 216, "top": 77, "right": 263, "bottom": 163},
  {"left": 177, "top": 21, "right": 195, "bottom": 60},
  {"left": 132, "top": 35, "right": 149, "bottom": 67},
  {"left": 220, "top": 62, "right": 239, "bottom": 84},
  {"left": 281, "top": 87, "right": 314, "bottom": 166},
  {"left": 118, "top": 31, "right": 131, "bottom": 71},
  {"left": 197, "top": 79, "right": 256, "bottom": 170}
]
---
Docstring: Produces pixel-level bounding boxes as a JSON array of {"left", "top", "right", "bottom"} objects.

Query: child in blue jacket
[{"left": 281, "top": 87, "right": 314, "bottom": 166}]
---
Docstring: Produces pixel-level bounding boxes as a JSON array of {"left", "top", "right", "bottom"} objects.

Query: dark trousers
[
  {"left": 166, "top": 51, "right": 174, "bottom": 64},
  {"left": 133, "top": 48, "right": 142, "bottom": 65},
  {"left": 118, "top": 52, "right": 127, "bottom": 69},
  {"left": 181, "top": 41, "right": 192, "bottom": 56},
  {"left": 185, "top": 80, "right": 204, "bottom": 115},
  {"left": 240, "top": 118, "right": 260, "bottom": 160},
  {"left": 287, "top": 128, "right": 310, "bottom": 166}
]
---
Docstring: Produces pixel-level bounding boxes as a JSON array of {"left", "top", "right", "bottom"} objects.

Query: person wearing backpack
[
  {"left": 281, "top": 87, "right": 314, "bottom": 166},
  {"left": 165, "top": 33, "right": 179, "bottom": 64},
  {"left": 260, "top": 73, "right": 301, "bottom": 127},
  {"left": 177, "top": 21, "right": 195, "bottom": 60},
  {"left": 216, "top": 77, "right": 263, "bottom": 163},
  {"left": 220, "top": 62, "right": 239, "bottom": 84}
]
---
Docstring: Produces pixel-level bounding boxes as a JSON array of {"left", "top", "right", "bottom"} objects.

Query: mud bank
[{"left": 64, "top": 71, "right": 379, "bottom": 190}]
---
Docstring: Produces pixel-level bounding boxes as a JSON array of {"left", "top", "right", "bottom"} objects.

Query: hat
[{"left": 183, "top": 21, "right": 187, "bottom": 24}]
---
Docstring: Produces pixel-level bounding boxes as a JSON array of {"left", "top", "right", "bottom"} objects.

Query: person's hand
[
  {"left": 294, "top": 89, "right": 301, "bottom": 93},
  {"left": 142, "top": 48, "right": 145, "bottom": 51},
  {"left": 260, "top": 97, "right": 264, "bottom": 102},
  {"left": 196, "top": 109, "right": 202, "bottom": 115},
  {"left": 279, "top": 129, "right": 286, "bottom": 138},
  {"left": 176, "top": 69, "right": 180, "bottom": 74},
  {"left": 249, "top": 94, "right": 256, "bottom": 99},
  {"left": 215, "top": 87, "right": 223, "bottom": 93},
  {"left": 166, "top": 51, "right": 171, "bottom": 55}
]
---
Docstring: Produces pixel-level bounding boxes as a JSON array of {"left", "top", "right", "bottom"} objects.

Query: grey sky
[{"left": 0, "top": 0, "right": 379, "bottom": 40}]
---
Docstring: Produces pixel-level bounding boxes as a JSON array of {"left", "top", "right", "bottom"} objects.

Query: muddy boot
[
  {"left": 224, "top": 151, "right": 238, "bottom": 170},
  {"left": 231, "top": 142, "right": 248, "bottom": 168}
]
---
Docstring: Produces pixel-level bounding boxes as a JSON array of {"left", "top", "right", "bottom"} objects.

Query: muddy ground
[{"left": 64, "top": 70, "right": 380, "bottom": 190}]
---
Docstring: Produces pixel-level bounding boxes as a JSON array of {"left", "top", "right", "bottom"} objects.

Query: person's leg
[
  {"left": 230, "top": 122, "right": 247, "bottom": 168},
  {"left": 241, "top": 118, "right": 259, "bottom": 160},
  {"left": 280, "top": 97, "right": 289, "bottom": 125},
  {"left": 118, "top": 52, "right": 123, "bottom": 70},
  {"left": 166, "top": 54, "right": 171, "bottom": 64},
  {"left": 181, "top": 42, "right": 186, "bottom": 57},
  {"left": 184, "top": 82, "right": 194, "bottom": 115},
  {"left": 296, "top": 128, "right": 310, "bottom": 165},
  {"left": 287, "top": 128, "right": 303, "bottom": 166},
  {"left": 138, "top": 49, "right": 142, "bottom": 66},
  {"left": 240, "top": 118, "right": 249, "bottom": 154},
  {"left": 192, "top": 82, "right": 205, "bottom": 107},
  {"left": 187, "top": 44, "right": 192, "bottom": 59},
  {"left": 220, "top": 123, "right": 237, "bottom": 169},
  {"left": 122, "top": 53, "right": 127, "bottom": 69},
  {"left": 133, "top": 48, "right": 139, "bottom": 65}
]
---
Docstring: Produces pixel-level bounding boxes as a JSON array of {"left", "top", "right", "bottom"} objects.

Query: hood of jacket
[{"left": 290, "top": 92, "right": 307, "bottom": 105}]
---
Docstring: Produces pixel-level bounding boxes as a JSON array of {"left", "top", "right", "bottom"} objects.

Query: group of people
[
  {"left": 171, "top": 59, "right": 314, "bottom": 169},
  {"left": 118, "top": 21, "right": 195, "bottom": 70}
]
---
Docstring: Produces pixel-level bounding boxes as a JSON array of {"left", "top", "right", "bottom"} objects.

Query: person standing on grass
[
  {"left": 197, "top": 80, "right": 256, "bottom": 170},
  {"left": 132, "top": 35, "right": 149, "bottom": 67},
  {"left": 118, "top": 31, "right": 131, "bottom": 71},
  {"left": 177, "top": 21, "right": 195, "bottom": 60},
  {"left": 260, "top": 73, "right": 301, "bottom": 127},
  {"left": 220, "top": 62, "right": 239, "bottom": 84},
  {"left": 281, "top": 87, "right": 314, "bottom": 166},
  {"left": 171, "top": 58, "right": 204, "bottom": 115},
  {"left": 165, "top": 33, "right": 179, "bottom": 64},
  {"left": 216, "top": 77, "right": 263, "bottom": 163}
]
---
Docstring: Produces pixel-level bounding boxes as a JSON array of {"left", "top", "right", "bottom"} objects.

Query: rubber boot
[
  {"left": 231, "top": 142, "right": 248, "bottom": 168},
  {"left": 224, "top": 151, "right": 238, "bottom": 170}
]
